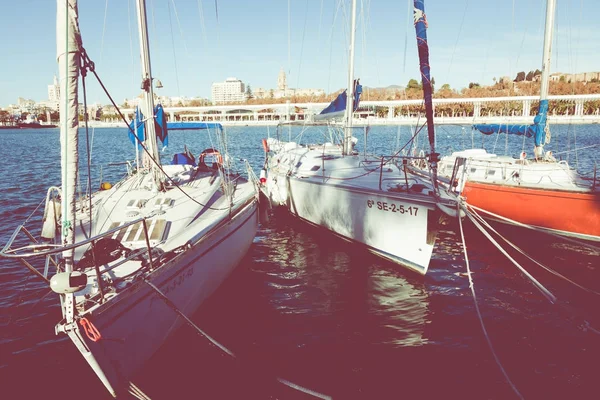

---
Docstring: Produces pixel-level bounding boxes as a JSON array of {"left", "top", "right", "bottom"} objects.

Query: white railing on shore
[{"left": 105, "top": 94, "right": 600, "bottom": 127}]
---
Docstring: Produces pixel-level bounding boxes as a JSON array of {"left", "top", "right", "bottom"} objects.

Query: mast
[
  {"left": 135, "top": 0, "right": 163, "bottom": 189},
  {"left": 534, "top": 0, "right": 556, "bottom": 158},
  {"left": 413, "top": 0, "right": 438, "bottom": 190},
  {"left": 57, "top": 0, "right": 81, "bottom": 321},
  {"left": 343, "top": 0, "right": 358, "bottom": 155}
]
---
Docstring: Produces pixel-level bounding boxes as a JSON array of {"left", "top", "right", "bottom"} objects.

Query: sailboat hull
[
  {"left": 270, "top": 173, "right": 439, "bottom": 275},
  {"left": 462, "top": 181, "right": 600, "bottom": 241},
  {"left": 71, "top": 200, "right": 258, "bottom": 396}
]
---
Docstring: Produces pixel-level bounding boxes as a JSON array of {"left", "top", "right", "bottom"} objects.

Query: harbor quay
[
  {"left": 84, "top": 93, "right": 600, "bottom": 128},
  {"left": 142, "top": 94, "right": 600, "bottom": 125}
]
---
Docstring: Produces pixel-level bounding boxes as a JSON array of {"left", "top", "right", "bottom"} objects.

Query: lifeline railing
[{"left": 0, "top": 216, "right": 156, "bottom": 304}]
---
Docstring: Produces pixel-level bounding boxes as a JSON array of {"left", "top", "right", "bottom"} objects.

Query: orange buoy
[
  {"left": 100, "top": 182, "right": 112, "bottom": 190},
  {"left": 262, "top": 138, "right": 269, "bottom": 153}
]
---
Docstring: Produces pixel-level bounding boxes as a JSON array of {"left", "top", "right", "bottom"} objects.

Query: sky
[{"left": 1, "top": 0, "right": 599, "bottom": 107}]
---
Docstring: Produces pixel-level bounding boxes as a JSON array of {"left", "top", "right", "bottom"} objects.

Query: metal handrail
[{"left": 0, "top": 216, "right": 149, "bottom": 259}]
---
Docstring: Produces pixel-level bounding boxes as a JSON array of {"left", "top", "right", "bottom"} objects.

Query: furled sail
[
  {"left": 314, "top": 79, "right": 362, "bottom": 121},
  {"left": 473, "top": 99, "right": 550, "bottom": 146},
  {"left": 413, "top": 1, "right": 435, "bottom": 158}
]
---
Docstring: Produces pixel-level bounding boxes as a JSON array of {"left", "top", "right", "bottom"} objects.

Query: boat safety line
[
  {"left": 462, "top": 204, "right": 557, "bottom": 304},
  {"left": 467, "top": 205, "right": 600, "bottom": 296},
  {"left": 142, "top": 279, "right": 332, "bottom": 400},
  {"left": 468, "top": 204, "right": 600, "bottom": 253},
  {"left": 458, "top": 206, "right": 524, "bottom": 400}
]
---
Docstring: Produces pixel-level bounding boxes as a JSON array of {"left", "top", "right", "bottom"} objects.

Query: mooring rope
[
  {"left": 128, "top": 381, "right": 152, "bottom": 400},
  {"left": 468, "top": 204, "right": 600, "bottom": 253},
  {"left": 458, "top": 205, "right": 525, "bottom": 400},
  {"left": 461, "top": 203, "right": 557, "bottom": 304},
  {"left": 467, "top": 205, "right": 600, "bottom": 296},
  {"left": 143, "top": 279, "right": 332, "bottom": 400}
]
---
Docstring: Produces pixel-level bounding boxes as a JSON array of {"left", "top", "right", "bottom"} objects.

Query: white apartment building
[{"left": 211, "top": 77, "right": 246, "bottom": 104}]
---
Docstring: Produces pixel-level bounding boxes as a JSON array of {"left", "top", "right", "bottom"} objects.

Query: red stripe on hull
[{"left": 462, "top": 182, "right": 600, "bottom": 238}]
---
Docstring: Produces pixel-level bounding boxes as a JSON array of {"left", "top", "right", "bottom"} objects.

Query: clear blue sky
[{"left": 1, "top": 0, "right": 598, "bottom": 106}]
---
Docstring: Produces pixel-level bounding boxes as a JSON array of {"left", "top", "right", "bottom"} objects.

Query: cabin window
[
  {"left": 470, "top": 168, "right": 477, "bottom": 173},
  {"left": 295, "top": 161, "right": 302, "bottom": 168},
  {"left": 154, "top": 198, "right": 174, "bottom": 207},
  {"left": 310, "top": 165, "right": 321, "bottom": 172}
]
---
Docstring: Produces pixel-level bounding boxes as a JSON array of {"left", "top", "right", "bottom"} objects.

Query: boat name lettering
[
  {"left": 367, "top": 200, "right": 418, "bottom": 216},
  {"left": 163, "top": 268, "right": 194, "bottom": 295}
]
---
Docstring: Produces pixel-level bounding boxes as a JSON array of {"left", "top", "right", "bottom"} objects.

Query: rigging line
[
  {"left": 462, "top": 203, "right": 557, "bottom": 304},
  {"left": 150, "top": 0, "right": 161, "bottom": 79},
  {"left": 288, "top": 0, "right": 291, "bottom": 76},
  {"left": 318, "top": 0, "right": 324, "bottom": 44},
  {"left": 402, "top": 0, "right": 411, "bottom": 74},
  {"left": 467, "top": 205, "right": 600, "bottom": 296},
  {"left": 551, "top": 143, "right": 600, "bottom": 155},
  {"left": 326, "top": 0, "right": 344, "bottom": 93},
  {"left": 128, "top": 0, "right": 136, "bottom": 90},
  {"left": 99, "top": 0, "right": 109, "bottom": 62},
  {"left": 458, "top": 204, "right": 525, "bottom": 400},
  {"left": 196, "top": 0, "right": 208, "bottom": 48},
  {"left": 446, "top": 0, "right": 469, "bottom": 83},
  {"left": 169, "top": 0, "right": 190, "bottom": 56},
  {"left": 167, "top": 1, "right": 181, "bottom": 96},
  {"left": 143, "top": 279, "right": 332, "bottom": 400},
  {"left": 295, "top": 0, "right": 310, "bottom": 90},
  {"left": 214, "top": 0, "right": 218, "bottom": 21},
  {"left": 82, "top": 54, "right": 231, "bottom": 212}
]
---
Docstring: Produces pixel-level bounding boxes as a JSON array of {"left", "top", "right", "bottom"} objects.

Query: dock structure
[{"left": 119, "top": 94, "right": 600, "bottom": 126}]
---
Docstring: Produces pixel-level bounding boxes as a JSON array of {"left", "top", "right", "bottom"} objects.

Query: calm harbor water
[{"left": 0, "top": 125, "right": 598, "bottom": 399}]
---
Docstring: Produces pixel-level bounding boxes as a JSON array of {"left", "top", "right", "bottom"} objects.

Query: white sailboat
[
  {"left": 260, "top": 0, "right": 458, "bottom": 275},
  {"left": 0, "top": 0, "right": 258, "bottom": 397},
  {"left": 436, "top": 0, "right": 599, "bottom": 242}
]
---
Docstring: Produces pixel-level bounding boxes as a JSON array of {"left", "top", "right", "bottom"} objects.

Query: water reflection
[{"left": 254, "top": 210, "right": 429, "bottom": 348}]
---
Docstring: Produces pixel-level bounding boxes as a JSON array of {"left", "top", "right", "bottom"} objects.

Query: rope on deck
[
  {"left": 458, "top": 205, "right": 525, "bottom": 400},
  {"left": 143, "top": 278, "right": 332, "bottom": 400}
]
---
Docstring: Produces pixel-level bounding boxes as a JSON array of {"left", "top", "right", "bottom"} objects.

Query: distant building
[
  {"left": 549, "top": 72, "right": 600, "bottom": 83},
  {"left": 254, "top": 68, "right": 325, "bottom": 100},
  {"left": 277, "top": 68, "right": 288, "bottom": 91},
  {"left": 211, "top": 78, "right": 246, "bottom": 104},
  {"left": 48, "top": 76, "right": 60, "bottom": 108}
]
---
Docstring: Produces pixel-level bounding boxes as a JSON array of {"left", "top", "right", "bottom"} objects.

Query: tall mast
[
  {"left": 413, "top": 0, "right": 438, "bottom": 190},
  {"left": 534, "top": 0, "right": 556, "bottom": 157},
  {"left": 56, "top": 0, "right": 81, "bottom": 322},
  {"left": 135, "top": 0, "right": 162, "bottom": 189},
  {"left": 343, "top": 0, "right": 358, "bottom": 155}
]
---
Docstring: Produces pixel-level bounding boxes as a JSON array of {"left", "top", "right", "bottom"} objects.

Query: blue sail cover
[
  {"left": 413, "top": 1, "right": 436, "bottom": 155},
  {"left": 473, "top": 99, "right": 549, "bottom": 146},
  {"left": 154, "top": 104, "right": 168, "bottom": 146},
  {"left": 128, "top": 107, "right": 145, "bottom": 148},
  {"left": 316, "top": 80, "right": 362, "bottom": 120}
]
